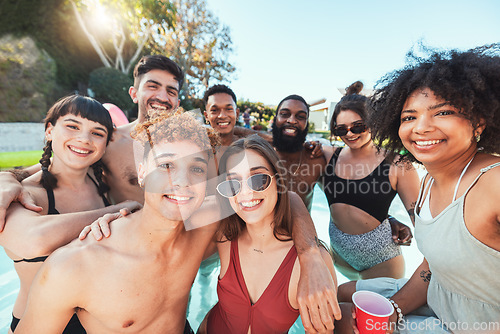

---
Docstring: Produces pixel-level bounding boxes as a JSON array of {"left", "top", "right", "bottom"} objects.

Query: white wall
[{"left": 0, "top": 123, "right": 45, "bottom": 153}]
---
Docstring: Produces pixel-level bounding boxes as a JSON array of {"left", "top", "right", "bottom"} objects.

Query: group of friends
[{"left": 0, "top": 43, "right": 499, "bottom": 334}]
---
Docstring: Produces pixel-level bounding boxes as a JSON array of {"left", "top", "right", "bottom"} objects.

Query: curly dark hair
[{"left": 368, "top": 43, "right": 500, "bottom": 162}]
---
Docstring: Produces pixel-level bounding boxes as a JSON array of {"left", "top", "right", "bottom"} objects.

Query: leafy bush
[
  {"left": 89, "top": 67, "right": 134, "bottom": 112},
  {"left": 238, "top": 100, "right": 276, "bottom": 129},
  {"left": 0, "top": 35, "right": 59, "bottom": 122}
]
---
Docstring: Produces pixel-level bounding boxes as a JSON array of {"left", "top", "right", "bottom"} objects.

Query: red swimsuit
[{"left": 207, "top": 240, "right": 299, "bottom": 334}]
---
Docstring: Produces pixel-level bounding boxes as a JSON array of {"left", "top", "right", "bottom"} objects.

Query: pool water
[{"left": 0, "top": 184, "right": 423, "bottom": 333}]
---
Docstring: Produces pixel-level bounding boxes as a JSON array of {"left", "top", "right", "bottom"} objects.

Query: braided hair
[{"left": 40, "top": 95, "right": 114, "bottom": 193}]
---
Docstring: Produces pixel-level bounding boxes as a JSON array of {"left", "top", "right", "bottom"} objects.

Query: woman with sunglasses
[
  {"left": 321, "top": 84, "right": 420, "bottom": 282},
  {"left": 198, "top": 135, "right": 338, "bottom": 334}
]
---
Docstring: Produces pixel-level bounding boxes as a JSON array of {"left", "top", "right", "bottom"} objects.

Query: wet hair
[
  {"left": 40, "top": 95, "right": 113, "bottom": 197},
  {"left": 133, "top": 55, "right": 185, "bottom": 91},
  {"left": 368, "top": 43, "right": 500, "bottom": 162},
  {"left": 217, "top": 135, "right": 292, "bottom": 242},
  {"left": 202, "top": 84, "right": 237, "bottom": 106},
  {"left": 330, "top": 88, "right": 368, "bottom": 134},
  {"left": 133, "top": 109, "right": 220, "bottom": 161},
  {"left": 276, "top": 94, "right": 310, "bottom": 115}
]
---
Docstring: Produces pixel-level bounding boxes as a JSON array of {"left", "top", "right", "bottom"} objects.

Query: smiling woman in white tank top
[{"left": 335, "top": 44, "right": 500, "bottom": 333}]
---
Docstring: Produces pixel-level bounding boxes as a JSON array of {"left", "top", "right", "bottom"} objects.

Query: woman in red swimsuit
[{"left": 198, "top": 135, "right": 338, "bottom": 334}]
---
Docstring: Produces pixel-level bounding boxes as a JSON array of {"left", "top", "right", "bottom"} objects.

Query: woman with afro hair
[{"left": 338, "top": 44, "right": 500, "bottom": 333}]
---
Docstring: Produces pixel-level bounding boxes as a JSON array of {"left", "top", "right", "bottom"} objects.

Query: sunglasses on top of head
[
  {"left": 333, "top": 122, "right": 368, "bottom": 137},
  {"left": 217, "top": 173, "right": 275, "bottom": 198}
]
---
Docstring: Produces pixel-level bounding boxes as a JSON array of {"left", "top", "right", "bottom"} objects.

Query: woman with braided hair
[{"left": 0, "top": 95, "right": 141, "bottom": 333}]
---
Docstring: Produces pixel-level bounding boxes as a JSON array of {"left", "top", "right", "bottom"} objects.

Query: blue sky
[{"left": 205, "top": 0, "right": 500, "bottom": 105}]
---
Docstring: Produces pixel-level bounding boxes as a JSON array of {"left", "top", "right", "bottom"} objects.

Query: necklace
[
  {"left": 291, "top": 150, "right": 303, "bottom": 176},
  {"left": 253, "top": 248, "right": 263, "bottom": 253}
]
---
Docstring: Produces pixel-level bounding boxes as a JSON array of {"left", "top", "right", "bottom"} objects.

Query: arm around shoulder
[{"left": 1, "top": 200, "right": 141, "bottom": 259}]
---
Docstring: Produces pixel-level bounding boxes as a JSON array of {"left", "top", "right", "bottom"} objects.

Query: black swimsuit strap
[
  {"left": 86, "top": 173, "right": 111, "bottom": 207},
  {"left": 13, "top": 255, "right": 49, "bottom": 263},
  {"left": 46, "top": 187, "right": 59, "bottom": 214}
]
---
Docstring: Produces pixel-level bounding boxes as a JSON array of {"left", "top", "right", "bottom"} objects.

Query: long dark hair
[
  {"left": 217, "top": 135, "right": 292, "bottom": 242},
  {"left": 40, "top": 95, "right": 113, "bottom": 197}
]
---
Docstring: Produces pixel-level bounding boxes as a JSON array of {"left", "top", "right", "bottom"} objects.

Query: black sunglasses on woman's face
[{"left": 333, "top": 122, "right": 368, "bottom": 137}]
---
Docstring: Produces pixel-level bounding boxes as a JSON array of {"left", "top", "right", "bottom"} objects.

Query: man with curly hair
[{"left": 15, "top": 113, "right": 220, "bottom": 333}]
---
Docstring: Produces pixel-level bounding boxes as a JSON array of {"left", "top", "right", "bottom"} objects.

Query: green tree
[
  {"left": 88, "top": 67, "right": 134, "bottom": 111},
  {"left": 153, "top": 0, "right": 235, "bottom": 108},
  {"left": 70, "top": 0, "right": 176, "bottom": 74},
  {"left": 0, "top": 0, "right": 104, "bottom": 88}
]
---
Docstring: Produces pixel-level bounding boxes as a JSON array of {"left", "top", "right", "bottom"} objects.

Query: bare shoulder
[
  {"left": 41, "top": 239, "right": 94, "bottom": 284},
  {"left": 21, "top": 171, "right": 42, "bottom": 188},
  {"left": 104, "top": 122, "right": 136, "bottom": 158},
  {"left": 322, "top": 144, "right": 338, "bottom": 164},
  {"left": 20, "top": 172, "right": 47, "bottom": 207},
  {"left": 472, "top": 154, "right": 500, "bottom": 197}
]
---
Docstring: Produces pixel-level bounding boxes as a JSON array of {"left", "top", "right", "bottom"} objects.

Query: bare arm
[
  {"left": 233, "top": 126, "right": 272, "bottom": 142},
  {"left": 289, "top": 191, "right": 338, "bottom": 333},
  {"left": 15, "top": 249, "right": 82, "bottom": 334},
  {"left": 391, "top": 258, "right": 430, "bottom": 314},
  {"left": 392, "top": 161, "right": 420, "bottom": 225},
  {"left": 0, "top": 172, "right": 41, "bottom": 231},
  {"left": 1, "top": 200, "right": 140, "bottom": 259}
]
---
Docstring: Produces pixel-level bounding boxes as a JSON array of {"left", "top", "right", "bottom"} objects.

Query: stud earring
[{"left": 476, "top": 133, "right": 481, "bottom": 142}]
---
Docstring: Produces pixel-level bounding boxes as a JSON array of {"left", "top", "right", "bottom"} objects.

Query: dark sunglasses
[
  {"left": 333, "top": 122, "right": 368, "bottom": 137},
  {"left": 217, "top": 173, "right": 274, "bottom": 198}
]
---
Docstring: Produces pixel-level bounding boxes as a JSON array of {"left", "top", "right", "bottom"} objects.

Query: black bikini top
[
  {"left": 13, "top": 174, "right": 110, "bottom": 263},
  {"left": 322, "top": 147, "right": 397, "bottom": 223}
]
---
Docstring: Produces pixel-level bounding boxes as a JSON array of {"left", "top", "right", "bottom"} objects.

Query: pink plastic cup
[{"left": 352, "top": 290, "right": 394, "bottom": 334}]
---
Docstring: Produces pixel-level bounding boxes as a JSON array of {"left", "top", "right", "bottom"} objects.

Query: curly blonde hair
[{"left": 133, "top": 109, "right": 220, "bottom": 159}]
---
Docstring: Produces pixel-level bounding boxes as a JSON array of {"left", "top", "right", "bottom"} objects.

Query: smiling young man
[
  {"left": 15, "top": 113, "right": 220, "bottom": 334},
  {"left": 271, "top": 95, "right": 327, "bottom": 211},
  {"left": 203, "top": 84, "right": 253, "bottom": 148},
  {"left": 101, "top": 55, "right": 184, "bottom": 204}
]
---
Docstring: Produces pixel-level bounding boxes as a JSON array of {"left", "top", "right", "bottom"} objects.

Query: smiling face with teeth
[
  {"left": 272, "top": 99, "right": 309, "bottom": 153},
  {"left": 204, "top": 93, "right": 239, "bottom": 137},
  {"left": 335, "top": 110, "right": 372, "bottom": 150},
  {"left": 139, "top": 140, "right": 209, "bottom": 223},
  {"left": 45, "top": 114, "right": 109, "bottom": 170},
  {"left": 225, "top": 149, "right": 278, "bottom": 226},
  {"left": 399, "top": 88, "right": 483, "bottom": 166},
  {"left": 129, "top": 69, "right": 181, "bottom": 122}
]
